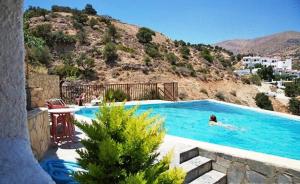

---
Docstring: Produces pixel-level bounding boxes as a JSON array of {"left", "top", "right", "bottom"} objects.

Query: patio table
[{"left": 48, "top": 108, "right": 80, "bottom": 144}]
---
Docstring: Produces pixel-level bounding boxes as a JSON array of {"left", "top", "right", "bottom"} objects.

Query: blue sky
[{"left": 24, "top": 0, "right": 300, "bottom": 44}]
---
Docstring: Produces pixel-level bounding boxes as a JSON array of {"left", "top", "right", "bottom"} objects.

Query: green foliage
[
  {"left": 255, "top": 93, "right": 273, "bottom": 111},
  {"left": 72, "top": 11, "right": 89, "bottom": 25},
  {"left": 201, "top": 49, "right": 214, "bottom": 63},
  {"left": 254, "top": 63, "right": 263, "bottom": 68},
  {"left": 108, "top": 24, "right": 118, "bottom": 40},
  {"left": 215, "top": 92, "right": 225, "bottom": 101},
  {"left": 73, "top": 103, "right": 185, "bottom": 183},
  {"left": 31, "top": 23, "right": 52, "bottom": 41},
  {"left": 73, "top": 21, "right": 84, "bottom": 30},
  {"left": 143, "top": 89, "right": 161, "bottom": 100},
  {"left": 117, "top": 44, "right": 135, "bottom": 53},
  {"left": 50, "top": 31, "right": 77, "bottom": 46},
  {"left": 180, "top": 46, "right": 190, "bottom": 60},
  {"left": 285, "top": 82, "right": 300, "bottom": 97},
  {"left": 103, "top": 42, "right": 118, "bottom": 63},
  {"left": 24, "top": 6, "right": 49, "bottom": 19},
  {"left": 76, "top": 53, "right": 96, "bottom": 78},
  {"left": 144, "top": 43, "right": 160, "bottom": 58},
  {"left": 51, "top": 5, "right": 76, "bottom": 13},
  {"left": 77, "top": 30, "right": 88, "bottom": 44},
  {"left": 257, "top": 66, "right": 274, "bottom": 81},
  {"left": 89, "top": 17, "right": 98, "bottom": 28},
  {"left": 165, "top": 53, "right": 178, "bottom": 65},
  {"left": 83, "top": 4, "right": 97, "bottom": 15},
  {"left": 144, "top": 56, "right": 151, "bottom": 66},
  {"left": 26, "top": 46, "right": 51, "bottom": 66},
  {"left": 187, "top": 64, "right": 196, "bottom": 77},
  {"left": 98, "top": 16, "right": 112, "bottom": 25},
  {"left": 289, "top": 98, "right": 300, "bottom": 115},
  {"left": 136, "top": 27, "right": 156, "bottom": 44},
  {"left": 52, "top": 64, "right": 80, "bottom": 78},
  {"left": 104, "top": 89, "right": 130, "bottom": 102},
  {"left": 219, "top": 57, "right": 232, "bottom": 68},
  {"left": 24, "top": 31, "right": 45, "bottom": 49},
  {"left": 241, "top": 75, "right": 261, "bottom": 86}
]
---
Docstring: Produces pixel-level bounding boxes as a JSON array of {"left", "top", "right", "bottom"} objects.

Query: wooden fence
[{"left": 61, "top": 82, "right": 178, "bottom": 104}]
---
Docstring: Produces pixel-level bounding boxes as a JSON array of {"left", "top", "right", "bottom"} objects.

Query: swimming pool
[{"left": 76, "top": 100, "right": 300, "bottom": 160}]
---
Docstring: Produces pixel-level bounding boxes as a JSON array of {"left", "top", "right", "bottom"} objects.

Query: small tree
[
  {"left": 103, "top": 42, "right": 118, "bottom": 63},
  {"left": 289, "top": 98, "right": 300, "bottom": 115},
  {"left": 74, "top": 103, "right": 185, "bottom": 183},
  {"left": 165, "top": 52, "right": 178, "bottom": 65},
  {"left": 255, "top": 93, "right": 273, "bottom": 111},
  {"left": 180, "top": 46, "right": 190, "bottom": 60},
  {"left": 83, "top": 4, "right": 97, "bottom": 15},
  {"left": 144, "top": 43, "right": 160, "bottom": 58},
  {"left": 201, "top": 49, "right": 213, "bottom": 63},
  {"left": 136, "top": 27, "right": 155, "bottom": 44},
  {"left": 257, "top": 66, "right": 274, "bottom": 81}
]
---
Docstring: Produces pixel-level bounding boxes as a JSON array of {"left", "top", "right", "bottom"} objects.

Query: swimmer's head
[{"left": 210, "top": 115, "right": 217, "bottom": 122}]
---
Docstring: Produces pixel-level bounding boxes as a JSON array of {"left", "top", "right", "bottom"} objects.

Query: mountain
[
  {"left": 216, "top": 31, "right": 300, "bottom": 69},
  {"left": 24, "top": 6, "right": 263, "bottom": 107}
]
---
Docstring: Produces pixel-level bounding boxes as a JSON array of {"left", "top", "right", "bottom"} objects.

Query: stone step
[
  {"left": 188, "top": 170, "right": 227, "bottom": 184},
  {"left": 179, "top": 156, "right": 212, "bottom": 183},
  {"left": 180, "top": 147, "right": 199, "bottom": 164}
]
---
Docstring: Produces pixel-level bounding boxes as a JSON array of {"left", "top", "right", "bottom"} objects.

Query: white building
[{"left": 242, "top": 56, "right": 292, "bottom": 71}]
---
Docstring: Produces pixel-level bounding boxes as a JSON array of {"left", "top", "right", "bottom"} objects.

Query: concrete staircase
[{"left": 178, "top": 147, "right": 227, "bottom": 184}]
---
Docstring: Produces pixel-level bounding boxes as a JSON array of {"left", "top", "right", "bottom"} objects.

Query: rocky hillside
[
  {"left": 216, "top": 31, "right": 300, "bottom": 69},
  {"left": 24, "top": 5, "right": 263, "bottom": 107}
]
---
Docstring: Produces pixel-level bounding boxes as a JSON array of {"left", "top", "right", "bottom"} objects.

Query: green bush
[
  {"left": 285, "top": 82, "right": 300, "bottom": 97},
  {"left": 215, "top": 92, "right": 225, "bottom": 101},
  {"left": 136, "top": 27, "right": 155, "bottom": 44},
  {"left": 144, "top": 43, "right": 160, "bottom": 58},
  {"left": 83, "top": 4, "right": 97, "bottom": 15},
  {"left": 187, "top": 64, "right": 196, "bottom": 77},
  {"left": 250, "top": 74, "right": 262, "bottom": 86},
  {"left": 51, "top": 5, "right": 76, "bottom": 13},
  {"left": 31, "top": 23, "right": 52, "bottom": 41},
  {"left": 108, "top": 24, "right": 117, "bottom": 40},
  {"left": 73, "top": 103, "right": 185, "bottom": 183},
  {"left": 104, "top": 89, "right": 129, "bottom": 102},
  {"left": 289, "top": 98, "right": 300, "bottom": 115},
  {"left": 89, "top": 17, "right": 98, "bottom": 28},
  {"left": 117, "top": 44, "right": 135, "bottom": 53},
  {"left": 73, "top": 21, "right": 84, "bottom": 30},
  {"left": 180, "top": 46, "right": 190, "bottom": 60},
  {"left": 143, "top": 89, "right": 161, "bottom": 100},
  {"left": 255, "top": 93, "right": 273, "bottom": 111},
  {"left": 144, "top": 56, "right": 151, "bottom": 66},
  {"left": 98, "top": 16, "right": 111, "bottom": 25},
  {"left": 24, "top": 31, "right": 45, "bottom": 49},
  {"left": 72, "top": 11, "right": 89, "bottom": 25},
  {"left": 257, "top": 66, "right": 274, "bottom": 81},
  {"left": 76, "top": 53, "right": 95, "bottom": 78},
  {"left": 27, "top": 46, "right": 51, "bottom": 66},
  {"left": 103, "top": 42, "right": 118, "bottom": 63},
  {"left": 24, "top": 6, "right": 49, "bottom": 19},
  {"left": 50, "top": 31, "right": 77, "bottom": 46},
  {"left": 165, "top": 52, "right": 178, "bottom": 65},
  {"left": 52, "top": 64, "right": 80, "bottom": 78},
  {"left": 201, "top": 49, "right": 214, "bottom": 63},
  {"left": 77, "top": 30, "right": 88, "bottom": 44}
]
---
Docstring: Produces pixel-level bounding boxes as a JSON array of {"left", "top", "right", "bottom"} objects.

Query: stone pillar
[{"left": 0, "top": 0, "right": 54, "bottom": 183}]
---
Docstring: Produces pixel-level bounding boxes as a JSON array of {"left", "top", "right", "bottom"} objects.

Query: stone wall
[
  {"left": 198, "top": 148, "right": 300, "bottom": 184},
  {"left": 27, "top": 108, "right": 50, "bottom": 160},
  {"left": 27, "top": 74, "right": 60, "bottom": 108}
]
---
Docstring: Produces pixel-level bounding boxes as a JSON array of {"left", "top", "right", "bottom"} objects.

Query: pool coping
[{"left": 75, "top": 99, "right": 300, "bottom": 171}]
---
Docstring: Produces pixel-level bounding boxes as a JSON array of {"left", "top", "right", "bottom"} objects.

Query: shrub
[
  {"left": 144, "top": 43, "right": 160, "bottom": 58},
  {"left": 180, "top": 46, "right": 190, "bottom": 59},
  {"left": 108, "top": 24, "right": 118, "bottom": 40},
  {"left": 72, "top": 11, "right": 89, "bottom": 25},
  {"left": 89, "top": 17, "right": 98, "bottom": 28},
  {"left": 51, "top": 5, "right": 76, "bottom": 13},
  {"left": 250, "top": 74, "right": 262, "bottom": 86},
  {"left": 136, "top": 27, "right": 155, "bottom": 44},
  {"left": 201, "top": 49, "right": 214, "bottom": 63},
  {"left": 104, "top": 89, "right": 129, "bottom": 102},
  {"left": 24, "top": 32, "right": 45, "bottom": 49},
  {"left": 52, "top": 64, "right": 80, "bottom": 78},
  {"left": 24, "top": 6, "right": 49, "bottom": 19},
  {"left": 73, "top": 103, "right": 185, "bottom": 183},
  {"left": 143, "top": 89, "right": 161, "bottom": 100},
  {"left": 50, "top": 31, "right": 76, "bottom": 46},
  {"left": 215, "top": 92, "right": 225, "bottom": 101},
  {"left": 144, "top": 56, "right": 151, "bottom": 66},
  {"left": 165, "top": 52, "right": 178, "bottom": 65},
  {"left": 257, "top": 66, "right": 274, "bottom": 81},
  {"left": 285, "top": 82, "right": 300, "bottom": 97},
  {"left": 83, "top": 4, "right": 97, "bottom": 15},
  {"left": 187, "top": 64, "right": 196, "bottom": 77},
  {"left": 103, "top": 42, "right": 118, "bottom": 63},
  {"left": 98, "top": 16, "right": 111, "bottom": 25},
  {"left": 289, "top": 98, "right": 300, "bottom": 115},
  {"left": 200, "top": 88, "right": 208, "bottom": 95},
  {"left": 255, "top": 93, "right": 273, "bottom": 111},
  {"left": 77, "top": 30, "right": 88, "bottom": 44},
  {"left": 73, "top": 21, "right": 84, "bottom": 30},
  {"left": 31, "top": 23, "right": 52, "bottom": 41},
  {"left": 27, "top": 46, "right": 51, "bottom": 66},
  {"left": 76, "top": 53, "right": 95, "bottom": 78},
  {"left": 117, "top": 44, "right": 135, "bottom": 53}
]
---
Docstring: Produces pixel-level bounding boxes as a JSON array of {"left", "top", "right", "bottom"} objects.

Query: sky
[{"left": 24, "top": 0, "right": 300, "bottom": 44}]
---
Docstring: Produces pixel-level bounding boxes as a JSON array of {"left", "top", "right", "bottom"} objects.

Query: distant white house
[{"left": 242, "top": 56, "right": 292, "bottom": 71}]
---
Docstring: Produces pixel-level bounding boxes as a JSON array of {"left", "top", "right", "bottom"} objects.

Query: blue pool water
[{"left": 76, "top": 101, "right": 300, "bottom": 160}]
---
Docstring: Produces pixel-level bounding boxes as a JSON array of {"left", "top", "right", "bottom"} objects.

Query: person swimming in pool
[{"left": 208, "top": 115, "right": 238, "bottom": 131}]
